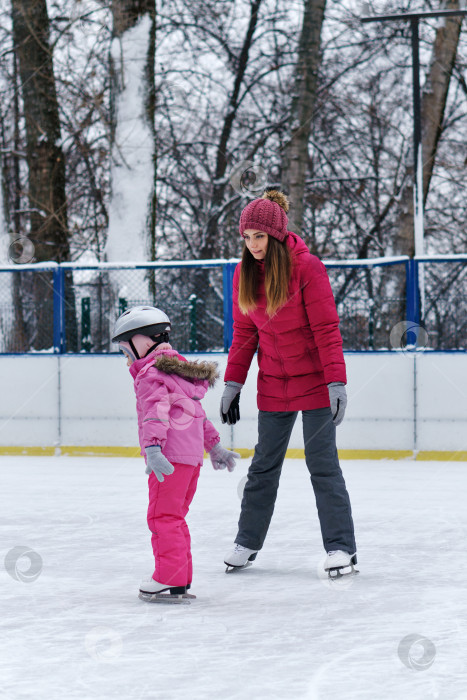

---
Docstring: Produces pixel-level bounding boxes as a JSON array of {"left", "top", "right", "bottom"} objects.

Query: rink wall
[{"left": 0, "top": 352, "right": 466, "bottom": 460}]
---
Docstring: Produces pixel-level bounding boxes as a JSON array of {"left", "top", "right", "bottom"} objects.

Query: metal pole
[
  {"left": 411, "top": 18, "right": 425, "bottom": 322},
  {"left": 411, "top": 18, "right": 423, "bottom": 256}
]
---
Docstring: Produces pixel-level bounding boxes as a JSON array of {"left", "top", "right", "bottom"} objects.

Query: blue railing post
[
  {"left": 406, "top": 258, "right": 420, "bottom": 347},
  {"left": 223, "top": 262, "right": 236, "bottom": 352},
  {"left": 53, "top": 266, "right": 66, "bottom": 353}
]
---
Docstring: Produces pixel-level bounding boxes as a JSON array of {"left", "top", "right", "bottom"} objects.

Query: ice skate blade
[
  {"left": 224, "top": 561, "right": 253, "bottom": 573},
  {"left": 327, "top": 565, "right": 359, "bottom": 580},
  {"left": 138, "top": 591, "right": 191, "bottom": 605}
]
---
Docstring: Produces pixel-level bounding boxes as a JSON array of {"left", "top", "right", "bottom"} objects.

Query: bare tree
[
  {"left": 371, "top": 4, "right": 465, "bottom": 344},
  {"left": 281, "top": 0, "right": 326, "bottom": 236},
  {"left": 12, "top": 0, "right": 70, "bottom": 262},
  {"left": 200, "top": 0, "right": 263, "bottom": 260},
  {"left": 392, "top": 3, "right": 464, "bottom": 260},
  {"left": 12, "top": 0, "right": 77, "bottom": 350}
]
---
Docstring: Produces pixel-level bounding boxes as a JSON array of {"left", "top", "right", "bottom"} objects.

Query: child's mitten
[
  {"left": 145, "top": 445, "right": 175, "bottom": 482},
  {"left": 209, "top": 443, "right": 241, "bottom": 472}
]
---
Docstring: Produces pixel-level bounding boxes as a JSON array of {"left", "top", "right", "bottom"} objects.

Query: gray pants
[{"left": 236, "top": 408, "right": 357, "bottom": 562}]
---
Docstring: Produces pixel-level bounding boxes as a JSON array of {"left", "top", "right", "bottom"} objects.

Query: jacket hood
[
  {"left": 286, "top": 231, "right": 310, "bottom": 258},
  {"left": 129, "top": 347, "right": 219, "bottom": 398},
  {"left": 154, "top": 354, "right": 219, "bottom": 387}
]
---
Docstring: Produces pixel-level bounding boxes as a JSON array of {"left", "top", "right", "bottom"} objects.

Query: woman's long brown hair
[{"left": 238, "top": 235, "right": 292, "bottom": 317}]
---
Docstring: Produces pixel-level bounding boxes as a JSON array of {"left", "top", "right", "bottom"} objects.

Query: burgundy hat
[{"left": 239, "top": 191, "right": 289, "bottom": 242}]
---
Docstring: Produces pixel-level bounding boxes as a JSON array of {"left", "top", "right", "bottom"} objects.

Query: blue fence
[{"left": 0, "top": 255, "right": 465, "bottom": 353}]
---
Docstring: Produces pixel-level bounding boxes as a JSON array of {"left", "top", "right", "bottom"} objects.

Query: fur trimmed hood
[{"left": 154, "top": 354, "right": 219, "bottom": 387}]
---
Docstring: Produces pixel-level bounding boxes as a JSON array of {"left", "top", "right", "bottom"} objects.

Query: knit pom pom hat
[{"left": 239, "top": 189, "right": 290, "bottom": 242}]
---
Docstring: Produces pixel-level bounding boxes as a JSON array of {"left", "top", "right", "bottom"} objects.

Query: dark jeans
[{"left": 235, "top": 408, "right": 357, "bottom": 562}]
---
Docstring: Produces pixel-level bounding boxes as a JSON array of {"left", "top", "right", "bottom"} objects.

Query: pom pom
[{"left": 261, "top": 188, "right": 289, "bottom": 213}]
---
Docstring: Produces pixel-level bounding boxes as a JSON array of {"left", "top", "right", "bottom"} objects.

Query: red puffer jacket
[{"left": 224, "top": 232, "right": 346, "bottom": 411}]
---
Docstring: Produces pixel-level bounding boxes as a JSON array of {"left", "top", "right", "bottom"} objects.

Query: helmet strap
[
  {"left": 129, "top": 338, "right": 140, "bottom": 360},
  {"left": 143, "top": 332, "right": 170, "bottom": 357}
]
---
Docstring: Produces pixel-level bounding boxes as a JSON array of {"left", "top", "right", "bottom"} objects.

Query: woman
[{"left": 221, "top": 189, "right": 357, "bottom": 578}]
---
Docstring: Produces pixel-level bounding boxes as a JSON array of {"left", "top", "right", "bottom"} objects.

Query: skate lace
[{"left": 234, "top": 544, "right": 247, "bottom": 552}]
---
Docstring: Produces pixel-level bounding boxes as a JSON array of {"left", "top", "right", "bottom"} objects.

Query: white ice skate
[
  {"left": 324, "top": 550, "right": 359, "bottom": 580},
  {"left": 138, "top": 577, "right": 195, "bottom": 604},
  {"left": 224, "top": 544, "right": 258, "bottom": 573}
]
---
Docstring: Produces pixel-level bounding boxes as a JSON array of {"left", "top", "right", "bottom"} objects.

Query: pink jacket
[
  {"left": 225, "top": 232, "right": 346, "bottom": 412},
  {"left": 129, "top": 345, "right": 220, "bottom": 467}
]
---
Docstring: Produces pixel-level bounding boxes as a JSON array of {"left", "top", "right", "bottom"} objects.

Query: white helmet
[{"left": 112, "top": 306, "right": 171, "bottom": 343}]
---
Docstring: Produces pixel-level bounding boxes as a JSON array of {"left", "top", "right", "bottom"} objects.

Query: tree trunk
[
  {"left": 12, "top": 0, "right": 77, "bottom": 350},
  {"left": 112, "top": 0, "right": 154, "bottom": 35},
  {"left": 107, "top": 0, "right": 156, "bottom": 263},
  {"left": 281, "top": 0, "right": 326, "bottom": 237},
  {"left": 104, "top": 0, "right": 156, "bottom": 351},
  {"left": 145, "top": 6, "right": 157, "bottom": 303}
]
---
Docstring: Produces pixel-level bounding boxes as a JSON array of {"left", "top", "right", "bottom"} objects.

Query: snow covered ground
[{"left": 2, "top": 455, "right": 467, "bottom": 700}]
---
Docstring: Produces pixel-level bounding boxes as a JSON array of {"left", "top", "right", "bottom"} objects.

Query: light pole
[{"left": 361, "top": 8, "right": 467, "bottom": 327}]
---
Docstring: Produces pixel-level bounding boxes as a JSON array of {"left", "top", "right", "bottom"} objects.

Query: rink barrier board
[
  {"left": 1, "top": 353, "right": 466, "bottom": 454},
  {"left": 1, "top": 447, "right": 466, "bottom": 461}
]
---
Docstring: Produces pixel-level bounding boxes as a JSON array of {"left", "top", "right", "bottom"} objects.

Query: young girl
[
  {"left": 221, "top": 189, "right": 357, "bottom": 579},
  {"left": 112, "top": 305, "right": 239, "bottom": 603}
]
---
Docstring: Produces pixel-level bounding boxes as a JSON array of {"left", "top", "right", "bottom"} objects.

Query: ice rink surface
[{"left": 2, "top": 455, "right": 467, "bottom": 700}]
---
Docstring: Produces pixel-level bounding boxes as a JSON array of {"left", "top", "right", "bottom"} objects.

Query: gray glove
[
  {"left": 327, "top": 383, "right": 347, "bottom": 426},
  {"left": 209, "top": 443, "right": 241, "bottom": 472},
  {"left": 220, "top": 381, "right": 243, "bottom": 425},
  {"left": 145, "top": 445, "right": 175, "bottom": 482}
]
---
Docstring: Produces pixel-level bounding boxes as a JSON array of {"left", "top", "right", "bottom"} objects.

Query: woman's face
[{"left": 243, "top": 229, "right": 268, "bottom": 260}]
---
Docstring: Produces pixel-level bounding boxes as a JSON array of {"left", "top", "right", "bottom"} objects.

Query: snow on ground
[{"left": 1, "top": 456, "right": 467, "bottom": 700}]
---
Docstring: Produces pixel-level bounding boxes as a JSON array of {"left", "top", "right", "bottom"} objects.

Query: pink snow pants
[{"left": 147, "top": 462, "right": 201, "bottom": 587}]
